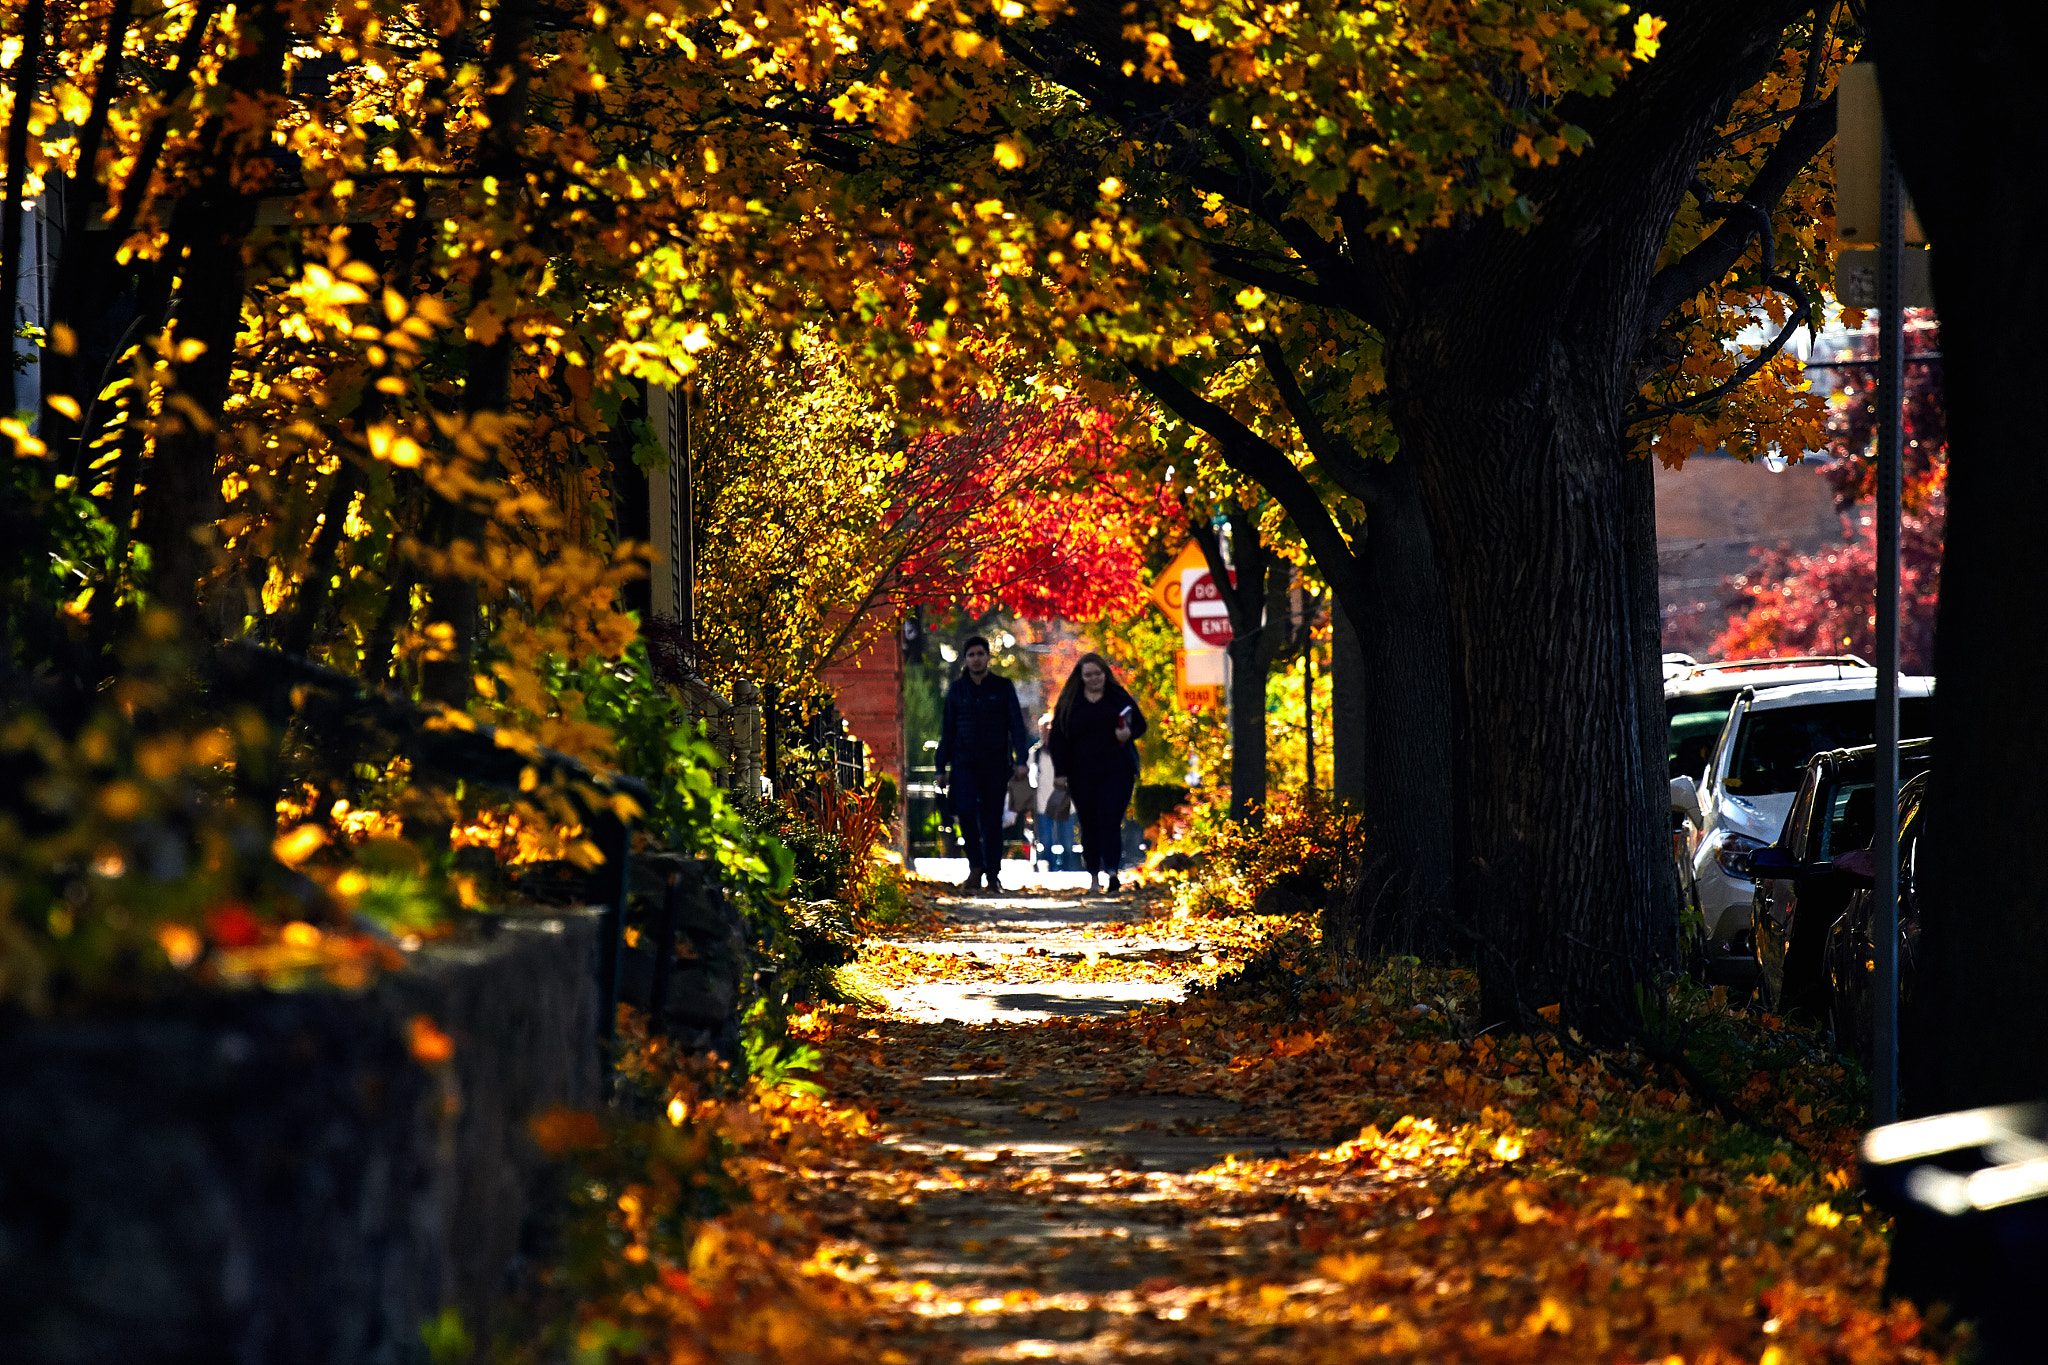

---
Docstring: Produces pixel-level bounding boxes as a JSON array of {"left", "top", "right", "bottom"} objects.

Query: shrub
[
  {"left": 1174, "top": 789, "right": 1363, "bottom": 916},
  {"left": 736, "top": 798, "right": 852, "bottom": 902}
]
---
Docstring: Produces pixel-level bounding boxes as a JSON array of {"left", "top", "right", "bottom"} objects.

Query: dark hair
[
  {"left": 963, "top": 635, "right": 990, "bottom": 653},
  {"left": 1053, "top": 652, "right": 1123, "bottom": 734}
]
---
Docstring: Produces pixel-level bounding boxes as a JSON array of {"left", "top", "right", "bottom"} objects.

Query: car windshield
[
  {"left": 1666, "top": 690, "right": 1742, "bottom": 779},
  {"left": 1727, "top": 697, "right": 1935, "bottom": 795},
  {"left": 1668, "top": 710, "right": 1729, "bottom": 780}
]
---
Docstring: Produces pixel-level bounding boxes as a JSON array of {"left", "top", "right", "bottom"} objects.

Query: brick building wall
[
  {"left": 1657, "top": 451, "right": 1845, "bottom": 658},
  {"left": 822, "top": 629, "right": 905, "bottom": 793}
]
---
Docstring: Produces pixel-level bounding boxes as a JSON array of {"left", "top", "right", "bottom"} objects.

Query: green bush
[
  {"left": 735, "top": 797, "right": 851, "bottom": 902},
  {"left": 784, "top": 898, "right": 859, "bottom": 973}
]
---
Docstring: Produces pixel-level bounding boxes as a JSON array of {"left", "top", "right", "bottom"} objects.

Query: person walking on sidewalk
[
  {"left": 936, "top": 636, "right": 1032, "bottom": 892},
  {"left": 1046, "top": 652, "right": 1148, "bottom": 896},
  {"left": 1028, "top": 714, "right": 1074, "bottom": 872}
]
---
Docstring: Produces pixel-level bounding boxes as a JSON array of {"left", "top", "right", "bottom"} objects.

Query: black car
[
  {"left": 1748, "top": 738, "right": 1932, "bottom": 1017},
  {"left": 1826, "top": 769, "right": 1931, "bottom": 1065}
]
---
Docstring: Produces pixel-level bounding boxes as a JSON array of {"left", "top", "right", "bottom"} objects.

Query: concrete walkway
[
  {"left": 885, "top": 876, "right": 1198, "bottom": 1024},
  {"left": 815, "top": 879, "right": 1319, "bottom": 1359}
]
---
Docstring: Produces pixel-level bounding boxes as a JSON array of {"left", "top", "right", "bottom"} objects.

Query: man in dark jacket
[{"left": 936, "top": 636, "right": 1031, "bottom": 891}]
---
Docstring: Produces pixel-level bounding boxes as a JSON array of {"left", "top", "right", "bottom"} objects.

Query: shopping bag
[{"left": 1044, "top": 788, "right": 1073, "bottom": 821}]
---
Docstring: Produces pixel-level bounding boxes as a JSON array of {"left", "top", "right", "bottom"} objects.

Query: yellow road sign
[{"left": 1150, "top": 540, "right": 1210, "bottom": 627}]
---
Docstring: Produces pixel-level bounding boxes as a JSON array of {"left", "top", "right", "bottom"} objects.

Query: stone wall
[
  {"left": 0, "top": 907, "right": 601, "bottom": 1365},
  {"left": 618, "top": 854, "right": 750, "bottom": 1063}
]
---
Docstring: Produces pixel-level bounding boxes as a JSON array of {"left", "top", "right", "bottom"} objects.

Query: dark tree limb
[
  {"left": 1199, "top": 247, "right": 1345, "bottom": 313},
  {"left": 1639, "top": 94, "right": 1838, "bottom": 333},
  {"left": 1254, "top": 337, "right": 1384, "bottom": 509},
  {"left": 1629, "top": 275, "right": 1812, "bottom": 423},
  {"left": 41, "top": 0, "right": 222, "bottom": 459},
  {"left": 1124, "top": 359, "right": 1364, "bottom": 624}
]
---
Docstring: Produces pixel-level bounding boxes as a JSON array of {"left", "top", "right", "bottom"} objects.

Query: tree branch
[
  {"left": 1200, "top": 246, "right": 1344, "bottom": 312},
  {"left": 1125, "top": 360, "right": 1362, "bottom": 614},
  {"left": 1255, "top": 337, "right": 1385, "bottom": 510},
  {"left": 1640, "top": 93, "right": 1839, "bottom": 333},
  {"left": 1629, "top": 276, "right": 1813, "bottom": 424}
]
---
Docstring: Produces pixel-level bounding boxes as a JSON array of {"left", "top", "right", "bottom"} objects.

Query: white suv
[
  {"left": 1683, "top": 675, "right": 1935, "bottom": 970},
  {"left": 1665, "top": 655, "right": 1873, "bottom": 781}
]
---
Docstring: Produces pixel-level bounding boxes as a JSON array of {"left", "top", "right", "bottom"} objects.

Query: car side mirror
[
  {"left": 1669, "top": 775, "right": 1702, "bottom": 824},
  {"left": 1749, "top": 844, "right": 1799, "bottom": 877}
]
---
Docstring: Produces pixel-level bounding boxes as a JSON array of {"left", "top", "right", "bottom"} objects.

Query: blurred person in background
[
  {"left": 1029, "top": 714, "right": 1074, "bottom": 872},
  {"left": 1047, "top": 653, "right": 1147, "bottom": 895}
]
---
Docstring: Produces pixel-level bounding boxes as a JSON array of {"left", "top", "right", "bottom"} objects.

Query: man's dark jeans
[{"left": 950, "top": 762, "right": 1010, "bottom": 877}]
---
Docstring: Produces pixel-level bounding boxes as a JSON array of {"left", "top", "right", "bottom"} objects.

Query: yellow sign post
[
  {"left": 1154, "top": 541, "right": 1224, "bottom": 710},
  {"left": 1174, "top": 649, "right": 1222, "bottom": 712}
]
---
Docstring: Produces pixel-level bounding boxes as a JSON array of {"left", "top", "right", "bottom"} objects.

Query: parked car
[
  {"left": 1664, "top": 655, "right": 1874, "bottom": 782},
  {"left": 1825, "top": 769, "right": 1932, "bottom": 1065},
  {"left": 1748, "top": 738, "right": 1933, "bottom": 1016},
  {"left": 1686, "top": 675, "right": 1935, "bottom": 975}
]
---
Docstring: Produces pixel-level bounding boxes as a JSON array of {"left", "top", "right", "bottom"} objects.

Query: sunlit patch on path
[{"left": 747, "top": 877, "right": 1944, "bottom": 1363}]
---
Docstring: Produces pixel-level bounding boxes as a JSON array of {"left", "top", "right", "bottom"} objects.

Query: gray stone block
[{"left": 0, "top": 906, "right": 600, "bottom": 1365}]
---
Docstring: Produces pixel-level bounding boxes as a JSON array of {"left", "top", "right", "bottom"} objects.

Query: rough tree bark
[
  {"left": 132, "top": 0, "right": 290, "bottom": 633},
  {"left": 1131, "top": 363, "right": 1457, "bottom": 958},
  {"left": 1335, "top": 459, "right": 1457, "bottom": 961},
  {"left": 1368, "top": 69, "right": 1719, "bottom": 1021},
  {"left": 1866, "top": 1, "right": 2048, "bottom": 1117},
  {"left": 1328, "top": 601, "right": 1365, "bottom": 804},
  {"left": 1189, "top": 505, "right": 1288, "bottom": 825}
]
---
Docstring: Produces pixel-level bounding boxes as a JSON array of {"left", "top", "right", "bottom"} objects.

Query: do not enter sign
[{"left": 1182, "top": 568, "right": 1233, "bottom": 651}]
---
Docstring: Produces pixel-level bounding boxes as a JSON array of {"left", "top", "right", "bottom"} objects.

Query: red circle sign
[{"left": 1185, "top": 572, "right": 1234, "bottom": 648}]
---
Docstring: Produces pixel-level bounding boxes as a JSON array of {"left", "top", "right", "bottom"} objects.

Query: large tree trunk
[
  {"left": 1327, "top": 463, "right": 1457, "bottom": 961},
  {"left": 1328, "top": 600, "right": 1366, "bottom": 803},
  {"left": 1626, "top": 448, "right": 1681, "bottom": 962},
  {"left": 1868, "top": 0, "right": 2048, "bottom": 1117},
  {"left": 1384, "top": 256, "right": 1676, "bottom": 1034},
  {"left": 1112, "top": 2, "right": 1808, "bottom": 1012},
  {"left": 1358, "top": 6, "right": 1791, "bottom": 1031}
]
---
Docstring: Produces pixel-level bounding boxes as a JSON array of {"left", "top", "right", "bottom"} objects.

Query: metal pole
[
  {"left": 681, "top": 378, "right": 695, "bottom": 653},
  {"left": 1303, "top": 639, "right": 1315, "bottom": 791},
  {"left": 1872, "top": 126, "right": 1905, "bottom": 1126}
]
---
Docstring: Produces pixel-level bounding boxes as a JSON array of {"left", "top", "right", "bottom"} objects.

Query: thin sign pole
[
  {"left": 1303, "top": 637, "right": 1316, "bottom": 791},
  {"left": 1872, "top": 126, "right": 1905, "bottom": 1127}
]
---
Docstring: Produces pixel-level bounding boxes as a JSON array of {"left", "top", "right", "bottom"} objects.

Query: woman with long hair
[{"left": 1046, "top": 652, "right": 1148, "bottom": 895}]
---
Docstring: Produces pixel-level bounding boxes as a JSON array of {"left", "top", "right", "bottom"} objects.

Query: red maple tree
[
  {"left": 887, "top": 395, "right": 1169, "bottom": 623},
  {"left": 1712, "top": 315, "right": 1945, "bottom": 672}
]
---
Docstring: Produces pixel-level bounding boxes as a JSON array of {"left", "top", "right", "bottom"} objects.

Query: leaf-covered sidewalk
[{"left": 550, "top": 880, "right": 1958, "bottom": 1364}]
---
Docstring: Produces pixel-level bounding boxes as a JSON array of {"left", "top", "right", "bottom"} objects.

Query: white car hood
[{"left": 1718, "top": 790, "right": 1796, "bottom": 844}]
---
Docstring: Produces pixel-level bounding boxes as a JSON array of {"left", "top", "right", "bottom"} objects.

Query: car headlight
[{"left": 1715, "top": 832, "right": 1765, "bottom": 878}]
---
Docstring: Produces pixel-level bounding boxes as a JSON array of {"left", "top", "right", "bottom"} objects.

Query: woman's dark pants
[
  {"left": 950, "top": 762, "right": 1010, "bottom": 875},
  {"left": 1070, "top": 770, "right": 1135, "bottom": 876}
]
